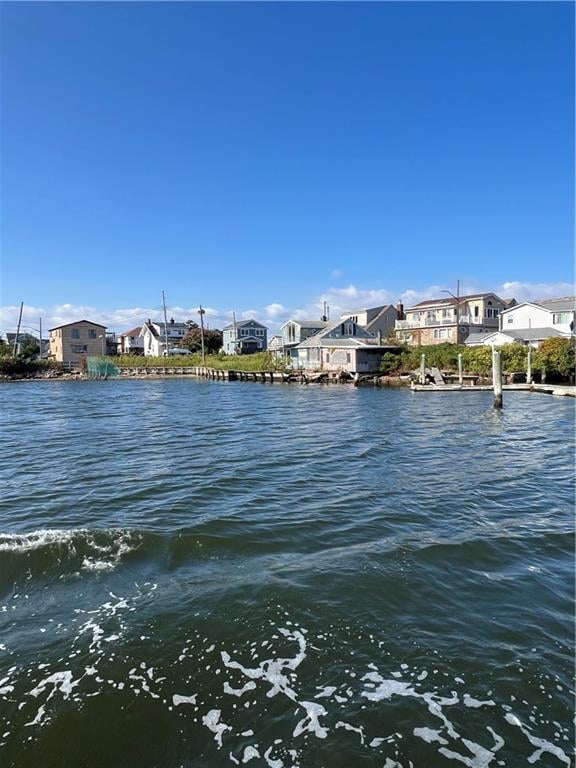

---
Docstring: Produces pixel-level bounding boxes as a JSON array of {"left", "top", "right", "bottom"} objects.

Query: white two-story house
[
  {"left": 140, "top": 318, "right": 188, "bottom": 356},
  {"left": 278, "top": 319, "right": 328, "bottom": 361},
  {"left": 467, "top": 296, "right": 575, "bottom": 348}
]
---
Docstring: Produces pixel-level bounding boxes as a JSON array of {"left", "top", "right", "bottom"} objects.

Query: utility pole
[
  {"left": 455, "top": 279, "right": 460, "bottom": 346},
  {"left": 39, "top": 317, "right": 43, "bottom": 360},
  {"left": 232, "top": 311, "right": 238, "bottom": 355},
  {"left": 162, "top": 291, "right": 170, "bottom": 356},
  {"left": 198, "top": 305, "right": 206, "bottom": 364},
  {"left": 13, "top": 301, "right": 23, "bottom": 357}
]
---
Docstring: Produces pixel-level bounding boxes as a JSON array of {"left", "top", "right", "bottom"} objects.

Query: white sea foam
[
  {"left": 504, "top": 713, "right": 570, "bottom": 765},
  {"left": 172, "top": 693, "right": 197, "bottom": 706},
  {"left": 202, "top": 709, "right": 231, "bottom": 747}
]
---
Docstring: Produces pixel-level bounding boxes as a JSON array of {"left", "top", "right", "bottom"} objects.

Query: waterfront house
[
  {"left": 340, "top": 304, "right": 398, "bottom": 338},
  {"left": 222, "top": 319, "right": 268, "bottom": 355},
  {"left": 140, "top": 318, "right": 188, "bottom": 357},
  {"left": 117, "top": 326, "right": 144, "bottom": 355},
  {"left": 6, "top": 332, "right": 49, "bottom": 357},
  {"left": 465, "top": 327, "right": 570, "bottom": 348},
  {"left": 497, "top": 297, "right": 575, "bottom": 341},
  {"left": 48, "top": 320, "right": 108, "bottom": 364},
  {"left": 292, "top": 318, "right": 398, "bottom": 373},
  {"left": 279, "top": 319, "right": 328, "bottom": 361},
  {"left": 395, "top": 293, "right": 514, "bottom": 346}
]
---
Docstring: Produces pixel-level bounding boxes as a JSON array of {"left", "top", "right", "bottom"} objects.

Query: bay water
[{"left": 0, "top": 379, "right": 573, "bottom": 767}]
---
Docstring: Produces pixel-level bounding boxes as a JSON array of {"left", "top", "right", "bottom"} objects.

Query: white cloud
[{"left": 1, "top": 280, "right": 572, "bottom": 339}]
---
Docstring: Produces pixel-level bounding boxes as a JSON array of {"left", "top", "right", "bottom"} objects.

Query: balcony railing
[{"left": 396, "top": 315, "right": 499, "bottom": 330}]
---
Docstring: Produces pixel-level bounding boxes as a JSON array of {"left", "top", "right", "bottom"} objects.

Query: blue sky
[{"left": 1, "top": 1, "right": 573, "bottom": 333}]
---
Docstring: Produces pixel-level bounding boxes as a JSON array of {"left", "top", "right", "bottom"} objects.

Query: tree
[
  {"left": 179, "top": 321, "right": 223, "bottom": 354},
  {"left": 379, "top": 352, "right": 401, "bottom": 375},
  {"left": 534, "top": 337, "right": 575, "bottom": 380}
]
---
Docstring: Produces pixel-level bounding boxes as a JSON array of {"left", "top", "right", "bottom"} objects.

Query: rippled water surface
[{"left": 0, "top": 379, "right": 574, "bottom": 767}]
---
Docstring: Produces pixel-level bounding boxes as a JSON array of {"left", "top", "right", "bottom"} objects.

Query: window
[
  {"left": 71, "top": 328, "right": 80, "bottom": 339},
  {"left": 474, "top": 306, "right": 479, "bottom": 318},
  {"left": 487, "top": 308, "right": 499, "bottom": 318},
  {"left": 507, "top": 316, "right": 513, "bottom": 324},
  {"left": 88, "top": 329, "right": 97, "bottom": 338},
  {"left": 433, "top": 328, "right": 450, "bottom": 339},
  {"left": 342, "top": 323, "right": 354, "bottom": 336},
  {"left": 71, "top": 344, "right": 88, "bottom": 353},
  {"left": 553, "top": 312, "right": 572, "bottom": 324}
]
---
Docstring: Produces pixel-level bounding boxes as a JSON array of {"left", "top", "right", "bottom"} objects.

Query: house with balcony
[
  {"left": 117, "top": 326, "right": 144, "bottom": 355},
  {"left": 466, "top": 296, "right": 575, "bottom": 348},
  {"left": 340, "top": 304, "right": 398, "bottom": 338},
  {"left": 140, "top": 318, "right": 188, "bottom": 356},
  {"left": 48, "top": 320, "right": 108, "bottom": 364},
  {"left": 292, "top": 318, "right": 398, "bottom": 373},
  {"left": 222, "top": 319, "right": 268, "bottom": 355},
  {"left": 395, "top": 293, "right": 514, "bottom": 346}
]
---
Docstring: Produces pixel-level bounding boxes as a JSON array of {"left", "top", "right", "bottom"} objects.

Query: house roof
[
  {"left": 281, "top": 319, "right": 328, "bottom": 330},
  {"left": 341, "top": 304, "right": 395, "bottom": 316},
  {"left": 409, "top": 293, "right": 503, "bottom": 310},
  {"left": 118, "top": 326, "right": 142, "bottom": 338},
  {"left": 535, "top": 297, "right": 575, "bottom": 313},
  {"left": 223, "top": 319, "right": 268, "bottom": 330},
  {"left": 48, "top": 319, "right": 107, "bottom": 332},
  {"left": 479, "top": 328, "right": 569, "bottom": 344}
]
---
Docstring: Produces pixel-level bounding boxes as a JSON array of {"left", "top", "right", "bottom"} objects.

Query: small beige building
[{"left": 49, "top": 320, "right": 108, "bottom": 364}]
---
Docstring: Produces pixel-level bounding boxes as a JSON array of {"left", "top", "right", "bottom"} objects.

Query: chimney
[
  {"left": 147, "top": 318, "right": 151, "bottom": 324},
  {"left": 170, "top": 317, "right": 175, "bottom": 324},
  {"left": 396, "top": 302, "right": 405, "bottom": 320}
]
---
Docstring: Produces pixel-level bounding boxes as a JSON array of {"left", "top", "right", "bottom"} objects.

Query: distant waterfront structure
[
  {"left": 117, "top": 326, "right": 144, "bottom": 355},
  {"left": 48, "top": 320, "right": 108, "bottom": 364},
  {"left": 222, "top": 319, "right": 268, "bottom": 355},
  {"left": 140, "top": 318, "right": 188, "bottom": 356},
  {"left": 395, "top": 293, "right": 514, "bottom": 346}
]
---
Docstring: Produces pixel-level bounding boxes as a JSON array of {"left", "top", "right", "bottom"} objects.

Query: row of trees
[{"left": 379, "top": 338, "right": 575, "bottom": 380}]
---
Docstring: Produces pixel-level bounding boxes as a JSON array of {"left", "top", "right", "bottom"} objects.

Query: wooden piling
[
  {"left": 458, "top": 353, "right": 463, "bottom": 386},
  {"left": 420, "top": 354, "right": 426, "bottom": 385},
  {"left": 492, "top": 349, "right": 503, "bottom": 408},
  {"left": 526, "top": 346, "right": 532, "bottom": 385}
]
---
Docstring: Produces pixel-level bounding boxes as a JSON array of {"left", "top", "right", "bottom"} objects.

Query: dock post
[
  {"left": 492, "top": 349, "right": 503, "bottom": 408},
  {"left": 420, "top": 354, "right": 426, "bottom": 385},
  {"left": 526, "top": 346, "right": 532, "bottom": 385},
  {"left": 541, "top": 366, "right": 546, "bottom": 384},
  {"left": 458, "top": 353, "right": 463, "bottom": 386}
]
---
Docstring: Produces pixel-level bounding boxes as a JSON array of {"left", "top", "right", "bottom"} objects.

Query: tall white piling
[
  {"left": 492, "top": 349, "right": 503, "bottom": 408},
  {"left": 458, "top": 353, "right": 463, "bottom": 386},
  {"left": 420, "top": 354, "right": 426, "bottom": 385},
  {"left": 526, "top": 346, "right": 532, "bottom": 385}
]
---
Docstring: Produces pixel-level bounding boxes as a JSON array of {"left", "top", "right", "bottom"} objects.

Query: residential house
[
  {"left": 6, "top": 332, "right": 49, "bottom": 357},
  {"left": 292, "top": 318, "right": 398, "bottom": 374},
  {"left": 395, "top": 293, "right": 514, "bottom": 346},
  {"left": 268, "top": 335, "right": 284, "bottom": 357},
  {"left": 466, "top": 296, "right": 575, "bottom": 348},
  {"left": 279, "top": 319, "right": 328, "bottom": 361},
  {"left": 117, "top": 326, "right": 144, "bottom": 355},
  {"left": 140, "top": 318, "right": 188, "bottom": 357},
  {"left": 340, "top": 304, "right": 398, "bottom": 338},
  {"left": 49, "top": 320, "right": 108, "bottom": 364},
  {"left": 222, "top": 319, "right": 268, "bottom": 355}
]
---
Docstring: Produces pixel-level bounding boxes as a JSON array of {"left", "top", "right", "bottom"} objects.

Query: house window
[
  {"left": 474, "top": 306, "right": 479, "bottom": 318},
  {"left": 507, "top": 316, "right": 513, "bottom": 324},
  {"left": 553, "top": 312, "right": 572, "bottom": 324},
  {"left": 72, "top": 344, "right": 88, "bottom": 353},
  {"left": 88, "top": 330, "right": 97, "bottom": 338},
  {"left": 433, "top": 328, "right": 450, "bottom": 339},
  {"left": 487, "top": 308, "right": 499, "bottom": 318},
  {"left": 342, "top": 323, "right": 354, "bottom": 336},
  {"left": 71, "top": 328, "right": 80, "bottom": 339}
]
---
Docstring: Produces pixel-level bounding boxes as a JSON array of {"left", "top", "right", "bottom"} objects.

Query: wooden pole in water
[
  {"left": 420, "top": 353, "right": 426, "bottom": 385},
  {"left": 458, "top": 353, "right": 463, "bottom": 385},
  {"left": 492, "top": 348, "right": 503, "bottom": 408},
  {"left": 526, "top": 345, "right": 532, "bottom": 385},
  {"left": 541, "top": 366, "right": 546, "bottom": 384}
]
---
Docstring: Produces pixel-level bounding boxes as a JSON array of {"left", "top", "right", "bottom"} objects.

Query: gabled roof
[
  {"left": 408, "top": 293, "right": 504, "bottom": 310},
  {"left": 481, "top": 328, "right": 569, "bottom": 343},
  {"left": 118, "top": 326, "right": 142, "bottom": 338},
  {"left": 223, "top": 319, "right": 268, "bottom": 331},
  {"left": 281, "top": 319, "right": 328, "bottom": 330},
  {"left": 500, "top": 297, "right": 575, "bottom": 315},
  {"left": 48, "top": 319, "right": 107, "bottom": 332}
]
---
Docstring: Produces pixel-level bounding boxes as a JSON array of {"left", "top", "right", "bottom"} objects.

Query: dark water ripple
[{"left": 0, "top": 380, "right": 574, "bottom": 767}]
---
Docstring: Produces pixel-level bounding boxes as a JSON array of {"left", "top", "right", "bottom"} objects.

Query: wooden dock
[{"left": 411, "top": 382, "right": 575, "bottom": 397}]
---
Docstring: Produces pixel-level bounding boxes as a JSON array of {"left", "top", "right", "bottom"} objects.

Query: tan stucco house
[
  {"left": 395, "top": 293, "right": 515, "bottom": 346},
  {"left": 49, "top": 320, "right": 108, "bottom": 364}
]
